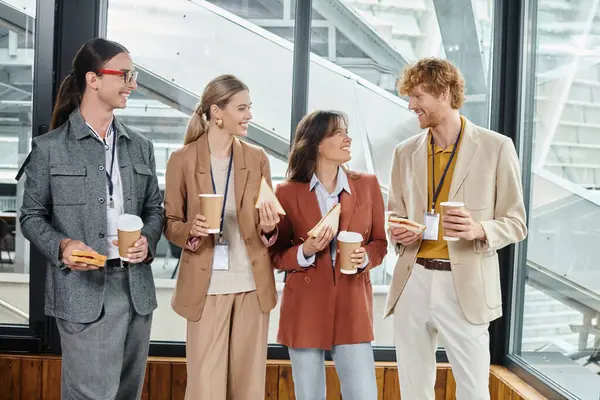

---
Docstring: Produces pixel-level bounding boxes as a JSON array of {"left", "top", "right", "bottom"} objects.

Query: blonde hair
[
  {"left": 397, "top": 58, "right": 465, "bottom": 110},
  {"left": 184, "top": 74, "right": 249, "bottom": 145}
]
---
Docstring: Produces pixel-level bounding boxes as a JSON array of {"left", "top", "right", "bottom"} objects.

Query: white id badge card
[
  {"left": 107, "top": 207, "right": 120, "bottom": 236},
  {"left": 213, "top": 240, "right": 230, "bottom": 271},
  {"left": 423, "top": 212, "right": 440, "bottom": 241}
]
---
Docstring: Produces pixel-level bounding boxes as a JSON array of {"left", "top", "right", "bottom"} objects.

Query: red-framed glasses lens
[{"left": 96, "top": 69, "right": 138, "bottom": 83}]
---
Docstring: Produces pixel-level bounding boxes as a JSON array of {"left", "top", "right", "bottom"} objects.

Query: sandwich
[
  {"left": 387, "top": 215, "right": 426, "bottom": 234},
  {"left": 255, "top": 176, "right": 286, "bottom": 215},
  {"left": 308, "top": 203, "right": 341, "bottom": 238},
  {"left": 70, "top": 249, "right": 108, "bottom": 267}
]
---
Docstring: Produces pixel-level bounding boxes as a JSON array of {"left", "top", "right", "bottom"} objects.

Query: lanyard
[
  {"left": 89, "top": 123, "right": 117, "bottom": 208},
  {"left": 210, "top": 150, "right": 234, "bottom": 237},
  {"left": 430, "top": 128, "right": 462, "bottom": 213},
  {"left": 105, "top": 125, "right": 117, "bottom": 207}
]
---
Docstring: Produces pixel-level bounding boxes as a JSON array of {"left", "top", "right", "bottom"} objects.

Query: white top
[
  {"left": 207, "top": 155, "right": 256, "bottom": 295},
  {"left": 87, "top": 120, "right": 124, "bottom": 260}
]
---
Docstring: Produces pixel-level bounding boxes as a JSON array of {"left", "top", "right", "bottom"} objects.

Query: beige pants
[
  {"left": 394, "top": 263, "right": 490, "bottom": 400},
  {"left": 185, "top": 290, "right": 269, "bottom": 400}
]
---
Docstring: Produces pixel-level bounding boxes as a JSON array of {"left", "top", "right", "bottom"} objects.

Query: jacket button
[
  {"left": 252, "top": 261, "right": 257, "bottom": 268},
  {"left": 98, "top": 232, "right": 105, "bottom": 238},
  {"left": 245, "top": 238, "right": 252, "bottom": 245},
  {"left": 99, "top": 165, "right": 105, "bottom": 171},
  {"left": 304, "top": 276, "right": 311, "bottom": 283},
  {"left": 98, "top": 197, "right": 105, "bottom": 204},
  {"left": 407, "top": 265, "right": 412, "bottom": 271}
]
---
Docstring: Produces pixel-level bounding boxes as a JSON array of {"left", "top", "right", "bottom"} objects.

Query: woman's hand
[
  {"left": 303, "top": 226, "right": 335, "bottom": 258},
  {"left": 259, "top": 201, "right": 280, "bottom": 234},
  {"left": 190, "top": 213, "right": 211, "bottom": 238}
]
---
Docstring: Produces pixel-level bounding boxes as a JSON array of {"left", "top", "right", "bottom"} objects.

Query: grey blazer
[{"left": 19, "top": 109, "right": 164, "bottom": 323}]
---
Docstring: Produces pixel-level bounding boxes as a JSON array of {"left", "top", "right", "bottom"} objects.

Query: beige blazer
[
  {"left": 164, "top": 134, "right": 277, "bottom": 321},
  {"left": 385, "top": 118, "right": 527, "bottom": 325}
]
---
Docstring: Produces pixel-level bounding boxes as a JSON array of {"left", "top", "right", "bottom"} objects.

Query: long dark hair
[
  {"left": 50, "top": 38, "right": 129, "bottom": 130},
  {"left": 286, "top": 110, "right": 349, "bottom": 183}
]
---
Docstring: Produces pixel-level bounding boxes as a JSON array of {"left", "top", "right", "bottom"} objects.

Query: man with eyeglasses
[{"left": 19, "top": 38, "right": 163, "bottom": 399}]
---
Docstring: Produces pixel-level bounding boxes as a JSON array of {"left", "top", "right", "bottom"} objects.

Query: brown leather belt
[{"left": 416, "top": 257, "right": 451, "bottom": 272}]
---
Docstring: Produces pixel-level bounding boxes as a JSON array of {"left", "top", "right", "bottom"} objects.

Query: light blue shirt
[{"left": 297, "top": 168, "right": 369, "bottom": 269}]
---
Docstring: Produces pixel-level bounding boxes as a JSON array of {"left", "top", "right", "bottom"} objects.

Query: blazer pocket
[
  {"left": 480, "top": 253, "right": 501, "bottom": 309},
  {"left": 464, "top": 174, "right": 494, "bottom": 211},
  {"left": 50, "top": 165, "right": 87, "bottom": 205},
  {"left": 133, "top": 164, "right": 153, "bottom": 200}
]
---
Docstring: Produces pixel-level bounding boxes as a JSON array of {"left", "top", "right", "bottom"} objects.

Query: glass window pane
[
  {"left": 515, "top": 0, "right": 600, "bottom": 396},
  {"left": 106, "top": 0, "right": 294, "bottom": 343},
  {"left": 308, "top": 0, "right": 495, "bottom": 346},
  {"left": 0, "top": 0, "right": 36, "bottom": 326}
]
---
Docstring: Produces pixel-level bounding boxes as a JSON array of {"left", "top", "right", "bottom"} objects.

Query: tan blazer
[
  {"left": 164, "top": 134, "right": 277, "bottom": 321},
  {"left": 385, "top": 118, "right": 527, "bottom": 325}
]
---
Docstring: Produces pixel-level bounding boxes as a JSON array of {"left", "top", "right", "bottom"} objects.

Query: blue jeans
[{"left": 288, "top": 342, "right": 377, "bottom": 400}]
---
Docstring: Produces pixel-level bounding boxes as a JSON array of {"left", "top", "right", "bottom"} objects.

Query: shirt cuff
[
  {"left": 297, "top": 244, "right": 315, "bottom": 267},
  {"left": 186, "top": 236, "right": 201, "bottom": 251},
  {"left": 357, "top": 253, "right": 369, "bottom": 270},
  {"left": 260, "top": 227, "right": 278, "bottom": 247}
]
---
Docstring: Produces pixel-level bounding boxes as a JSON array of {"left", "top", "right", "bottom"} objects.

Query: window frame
[{"left": 0, "top": 3, "right": 574, "bottom": 397}]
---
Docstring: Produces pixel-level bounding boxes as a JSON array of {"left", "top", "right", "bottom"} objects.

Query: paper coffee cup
[
  {"left": 338, "top": 231, "right": 363, "bottom": 275},
  {"left": 198, "top": 194, "right": 224, "bottom": 234},
  {"left": 117, "top": 214, "right": 144, "bottom": 261},
  {"left": 441, "top": 201, "right": 464, "bottom": 241}
]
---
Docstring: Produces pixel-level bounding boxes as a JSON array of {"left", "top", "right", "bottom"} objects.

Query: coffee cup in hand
[
  {"left": 440, "top": 201, "right": 464, "bottom": 241},
  {"left": 338, "top": 231, "right": 363, "bottom": 275},
  {"left": 198, "top": 194, "right": 224, "bottom": 234},
  {"left": 117, "top": 214, "right": 144, "bottom": 261}
]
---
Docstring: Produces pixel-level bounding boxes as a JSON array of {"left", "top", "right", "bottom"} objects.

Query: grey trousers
[{"left": 56, "top": 266, "right": 152, "bottom": 400}]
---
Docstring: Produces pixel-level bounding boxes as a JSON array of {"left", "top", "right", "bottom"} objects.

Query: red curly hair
[{"left": 397, "top": 58, "right": 465, "bottom": 110}]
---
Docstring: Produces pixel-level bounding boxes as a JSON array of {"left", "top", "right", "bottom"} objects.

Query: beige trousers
[{"left": 185, "top": 290, "right": 270, "bottom": 400}]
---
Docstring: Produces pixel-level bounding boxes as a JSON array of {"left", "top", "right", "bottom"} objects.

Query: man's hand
[
  {"left": 61, "top": 239, "right": 98, "bottom": 271},
  {"left": 112, "top": 235, "right": 149, "bottom": 264},
  {"left": 389, "top": 226, "right": 422, "bottom": 246},
  {"left": 443, "top": 208, "right": 486, "bottom": 241}
]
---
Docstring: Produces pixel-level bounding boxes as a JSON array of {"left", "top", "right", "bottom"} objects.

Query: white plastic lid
[
  {"left": 117, "top": 214, "right": 144, "bottom": 231},
  {"left": 440, "top": 201, "right": 464, "bottom": 207},
  {"left": 337, "top": 231, "right": 362, "bottom": 243}
]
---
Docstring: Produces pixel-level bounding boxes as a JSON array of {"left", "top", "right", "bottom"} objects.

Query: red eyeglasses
[{"left": 96, "top": 69, "right": 138, "bottom": 83}]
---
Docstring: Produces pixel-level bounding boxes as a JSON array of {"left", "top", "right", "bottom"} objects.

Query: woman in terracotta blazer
[
  {"left": 270, "top": 110, "right": 388, "bottom": 400},
  {"left": 163, "top": 75, "right": 279, "bottom": 400}
]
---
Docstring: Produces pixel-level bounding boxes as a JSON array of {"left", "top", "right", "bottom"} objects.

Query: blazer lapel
[
  {"left": 232, "top": 138, "right": 248, "bottom": 213},
  {"left": 449, "top": 119, "right": 480, "bottom": 200},
  {"left": 195, "top": 134, "right": 213, "bottom": 197},
  {"left": 412, "top": 133, "right": 429, "bottom": 213},
  {"left": 298, "top": 182, "right": 322, "bottom": 238},
  {"left": 338, "top": 177, "right": 357, "bottom": 233}
]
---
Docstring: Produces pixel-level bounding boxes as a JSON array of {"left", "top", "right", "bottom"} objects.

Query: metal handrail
[{"left": 0, "top": 297, "right": 29, "bottom": 322}]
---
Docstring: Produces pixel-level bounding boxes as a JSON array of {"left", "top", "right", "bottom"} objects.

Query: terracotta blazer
[
  {"left": 270, "top": 172, "right": 388, "bottom": 350},
  {"left": 164, "top": 134, "right": 277, "bottom": 321}
]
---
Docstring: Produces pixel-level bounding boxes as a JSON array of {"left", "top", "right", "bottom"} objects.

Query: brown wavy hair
[
  {"left": 287, "top": 110, "right": 355, "bottom": 183},
  {"left": 397, "top": 57, "right": 465, "bottom": 109}
]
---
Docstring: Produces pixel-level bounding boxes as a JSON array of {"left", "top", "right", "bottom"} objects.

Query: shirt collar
[
  {"left": 86, "top": 118, "right": 115, "bottom": 141},
  {"left": 310, "top": 166, "right": 352, "bottom": 195}
]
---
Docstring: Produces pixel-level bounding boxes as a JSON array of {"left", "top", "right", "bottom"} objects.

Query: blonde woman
[{"left": 164, "top": 75, "right": 279, "bottom": 399}]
